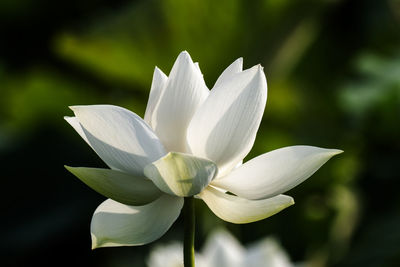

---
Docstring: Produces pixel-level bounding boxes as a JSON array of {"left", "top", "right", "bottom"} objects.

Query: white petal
[
  {"left": 199, "top": 187, "right": 294, "bottom": 224},
  {"left": 194, "top": 62, "right": 201, "bottom": 73},
  {"left": 64, "top": 116, "right": 90, "bottom": 145},
  {"left": 144, "top": 152, "right": 218, "bottom": 197},
  {"left": 70, "top": 105, "right": 166, "bottom": 175},
  {"left": 202, "top": 229, "right": 245, "bottom": 267},
  {"left": 144, "top": 67, "right": 168, "bottom": 128},
  {"left": 91, "top": 194, "right": 183, "bottom": 248},
  {"left": 151, "top": 51, "right": 209, "bottom": 152},
  {"left": 65, "top": 166, "right": 162, "bottom": 205},
  {"left": 187, "top": 65, "right": 267, "bottom": 174},
  {"left": 212, "top": 146, "right": 343, "bottom": 200},
  {"left": 215, "top": 159, "right": 243, "bottom": 179},
  {"left": 213, "top": 57, "right": 243, "bottom": 89}
]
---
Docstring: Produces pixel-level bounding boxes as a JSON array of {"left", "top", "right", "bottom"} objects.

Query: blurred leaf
[
  {"left": 340, "top": 52, "right": 400, "bottom": 117},
  {"left": 53, "top": 0, "right": 243, "bottom": 88},
  {"left": 0, "top": 68, "right": 99, "bottom": 133}
]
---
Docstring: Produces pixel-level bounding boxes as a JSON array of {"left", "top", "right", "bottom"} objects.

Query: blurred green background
[{"left": 1, "top": 0, "right": 399, "bottom": 266}]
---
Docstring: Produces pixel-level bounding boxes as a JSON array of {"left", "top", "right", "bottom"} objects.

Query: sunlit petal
[
  {"left": 199, "top": 187, "right": 293, "bottom": 224},
  {"left": 64, "top": 116, "right": 90, "bottom": 145},
  {"left": 213, "top": 57, "right": 243, "bottom": 89},
  {"left": 151, "top": 51, "right": 209, "bottom": 152},
  {"left": 212, "top": 146, "right": 343, "bottom": 200},
  {"left": 144, "top": 67, "right": 168, "bottom": 128},
  {"left": 70, "top": 105, "right": 166, "bottom": 175},
  {"left": 187, "top": 65, "right": 267, "bottom": 175}
]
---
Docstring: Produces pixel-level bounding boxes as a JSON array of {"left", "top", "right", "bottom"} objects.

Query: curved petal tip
[{"left": 329, "top": 149, "right": 344, "bottom": 155}]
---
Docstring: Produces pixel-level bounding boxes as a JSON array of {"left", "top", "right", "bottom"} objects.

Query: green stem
[{"left": 183, "top": 197, "right": 195, "bottom": 267}]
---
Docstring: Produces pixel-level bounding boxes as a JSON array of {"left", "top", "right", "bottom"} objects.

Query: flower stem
[{"left": 183, "top": 197, "right": 195, "bottom": 267}]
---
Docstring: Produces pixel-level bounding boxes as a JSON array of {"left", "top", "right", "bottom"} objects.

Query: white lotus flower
[
  {"left": 147, "top": 242, "right": 207, "bottom": 267},
  {"left": 65, "top": 51, "right": 342, "bottom": 249},
  {"left": 147, "top": 229, "right": 299, "bottom": 267}
]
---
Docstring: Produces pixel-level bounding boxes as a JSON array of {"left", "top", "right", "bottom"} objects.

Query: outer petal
[
  {"left": 91, "top": 194, "right": 183, "bottom": 248},
  {"left": 64, "top": 116, "right": 90, "bottom": 145},
  {"left": 65, "top": 166, "right": 162, "bottom": 205},
  {"left": 212, "top": 146, "right": 343, "bottom": 200},
  {"left": 151, "top": 51, "right": 209, "bottom": 152},
  {"left": 199, "top": 187, "right": 294, "bottom": 224},
  {"left": 187, "top": 65, "right": 267, "bottom": 175},
  {"left": 144, "top": 152, "right": 218, "bottom": 197},
  {"left": 144, "top": 67, "right": 168, "bottom": 128},
  {"left": 213, "top": 57, "right": 243, "bottom": 89},
  {"left": 69, "top": 105, "right": 166, "bottom": 175}
]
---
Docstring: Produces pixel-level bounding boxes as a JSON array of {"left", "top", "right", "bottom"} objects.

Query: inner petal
[{"left": 144, "top": 152, "right": 218, "bottom": 197}]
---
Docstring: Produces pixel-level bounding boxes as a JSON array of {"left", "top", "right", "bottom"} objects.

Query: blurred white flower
[
  {"left": 147, "top": 229, "right": 298, "bottom": 267},
  {"left": 65, "top": 51, "right": 342, "bottom": 248},
  {"left": 147, "top": 242, "right": 207, "bottom": 267}
]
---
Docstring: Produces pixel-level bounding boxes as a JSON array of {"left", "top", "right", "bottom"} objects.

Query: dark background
[{"left": 1, "top": 0, "right": 399, "bottom": 266}]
